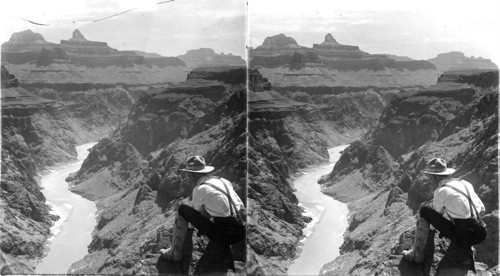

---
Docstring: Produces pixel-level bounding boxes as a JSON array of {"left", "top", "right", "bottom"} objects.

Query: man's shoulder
[
  {"left": 436, "top": 179, "right": 461, "bottom": 193},
  {"left": 197, "top": 177, "right": 231, "bottom": 191},
  {"left": 441, "top": 178, "right": 467, "bottom": 187},
  {"left": 440, "top": 179, "right": 476, "bottom": 194},
  {"left": 203, "top": 177, "right": 231, "bottom": 185}
]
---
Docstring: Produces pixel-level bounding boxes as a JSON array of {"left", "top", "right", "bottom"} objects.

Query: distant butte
[
  {"left": 312, "top": 33, "right": 361, "bottom": 52},
  {"left": 324, "top": 33, "right": 338, "bottom": 43},
  {"left": 60, "top": 29, "right": 114, "bottom": 55},
  {"left": 68, "top": 29, "right": 89, "bottom": 42},
  {"left": 256, "top": 33, "right": 304, "bottom": 50}
]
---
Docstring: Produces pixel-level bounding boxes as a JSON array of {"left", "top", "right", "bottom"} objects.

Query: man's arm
[
  {"left": 221, "top": 178, "right": 244, "bottom": 209},
  {"left": 465, "top": 181, "right": 486, "bottom": 215},
  {"left": 433, "top": 188, "right": 447, "bottom": 214},
  {"left": 191, "top": 186, "right": 207, "bottom": 212}
]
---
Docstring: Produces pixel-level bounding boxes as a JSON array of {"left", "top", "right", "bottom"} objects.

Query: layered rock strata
[
  {"left": 250, "top": 33, "right": 438, "bottom": 87},
  {"left": 1, "top": 29, "right": 188, "bottom": 84}
]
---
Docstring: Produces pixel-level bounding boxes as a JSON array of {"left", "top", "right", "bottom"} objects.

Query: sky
[
  {"left": 1, "top": 0, "right": 499, "bottom": 65},
  {"left": 0, "top": 0, "right": 246, "bottom": 57},
  {"left": 249, "top": 0, "right": 500, "bottom": 65}
]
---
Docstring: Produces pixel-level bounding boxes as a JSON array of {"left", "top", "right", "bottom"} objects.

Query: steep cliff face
[
  {"left": 1, "top": 29, "right": 188, "bottom": 84},
  {"left": 1, "top": 82, "right": 56, "bottom": 273},
  {"left": 0, "top": 67, "right": 134, "bottom": 273},
  {"left": 319, "top": 70, "right": 498, "bottom": 275},
  {"left": 250, "top": 33, "right": 438, "bottom": 87},
  {"left": 67, "top": 67, "right": 247, "bottom": 274},
  {"left": 246, "top": 69, "right": 389, "bottom": 274}
]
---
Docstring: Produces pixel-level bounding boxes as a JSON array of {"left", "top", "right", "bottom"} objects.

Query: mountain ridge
[
  {"left": 250, "top": 33, "right": 439, "bottom": 87},
  {"left": 1, "top": 30, "right": 245, "bottom": 85}
]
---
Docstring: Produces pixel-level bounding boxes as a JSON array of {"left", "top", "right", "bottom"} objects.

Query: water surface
[
  {"left": 288, "top": 145, "right": 349, "bottom": 276},
  {"left": 36, "top": 142, "right": 98, "bottom": 274}
]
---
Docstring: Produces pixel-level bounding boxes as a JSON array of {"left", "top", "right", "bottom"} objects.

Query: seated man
[
  {"left": 160, "top": 155, "right": 245, "bottom": 273},
  {"left": 403, "top": 158, "right": 486, "bottom": 275}
]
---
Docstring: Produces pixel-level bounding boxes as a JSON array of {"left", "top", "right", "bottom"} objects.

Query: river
[
  {"left": 36, "top": 142, "right": 98, "bottom": 274},
  {"left": 287, "top": 145, "right": 350, "bottom": 276}
]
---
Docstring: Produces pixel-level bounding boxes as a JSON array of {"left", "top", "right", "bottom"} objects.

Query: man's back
[
  {"left": 433, "top": 179, "right": 485, "bottom": 219},
  {"left": 192, "top": 177, "right": 244, "bottom": 217}
]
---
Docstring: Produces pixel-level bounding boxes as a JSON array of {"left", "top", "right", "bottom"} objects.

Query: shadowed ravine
[
  {"left": 36, "top": 142, "right": 98, "bottom": 274},
  {"left": 288, "top": 145, "right": 350, "bottom": 275}
]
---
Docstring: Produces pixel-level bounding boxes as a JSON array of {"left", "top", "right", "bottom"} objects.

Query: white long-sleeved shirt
[
  {"left": 433, "top": 179, "right": 485, "bottom": 220},
  {"left": 191, "top": 176, "right": 244, "bottom": 218}
]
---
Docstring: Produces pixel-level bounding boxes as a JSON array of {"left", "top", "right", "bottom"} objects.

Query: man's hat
[
  {"left": 178, "top": 156, "right": 214, "bottom": 173},
  {"left": 422, "top": 158, "right": 456, "bottom": 175}
]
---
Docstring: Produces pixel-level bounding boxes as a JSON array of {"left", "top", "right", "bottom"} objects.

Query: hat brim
[
  {"left": 178, "top": 166, "right": 214, "bottom": 173},
  {"left": 423, "top": 168, "right": 456, "bottom": 175}
]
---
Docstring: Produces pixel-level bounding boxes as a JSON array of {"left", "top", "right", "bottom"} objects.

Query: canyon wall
[
  {"left": 1, "top": 29, "right": 248, "bottom": 274},
  {"left": 64, "top": 67, "right": 247, "bottom": 274},
  {"left": 246, "top": 68, "right": 391, "bottom": 274},
  {"left": 0, "top": 66, "right": 134, "bottom": 273},
  {"left": 319, "top": 69, "right": 499, "bottom": 275}
]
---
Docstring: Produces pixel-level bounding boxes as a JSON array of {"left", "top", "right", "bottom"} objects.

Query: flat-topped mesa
[
  {"left": 60, "top": 29, "right": 116, "bottom": 55},
  {"left": 177, "top": 48, "right": 245, "bottom": 68},
  {"left": 428, "top": 51, "right": 499, "bottom": 73},
  {"left": 256, "top": 33, "right": 305, "bottom": 51},
  {"left": 313, "top": 33, "right": 366, "bottom": 56}
]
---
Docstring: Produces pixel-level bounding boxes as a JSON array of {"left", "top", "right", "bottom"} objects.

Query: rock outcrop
[
  {"left": 66, "top": 67, "right": 247, "bottom": 274},
  {"left": 0, "top": 67, "right": 134, "bottom": 273},
  {"left": 319, "top": 69, "right": 498, "bottom": 275},
  {"left": 250, "top": 33, "right": 438, "bottom": 87},
  {"left": 1, "top": 65, "right": 19, "bottom": 87}
]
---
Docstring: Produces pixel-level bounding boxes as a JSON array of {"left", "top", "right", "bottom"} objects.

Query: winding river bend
[
  {"left": 288, "top": 145, "right": 349, "bottom": 276},
  {"left": 36, "top": 142, "right": 98, "bottom": 274}
]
